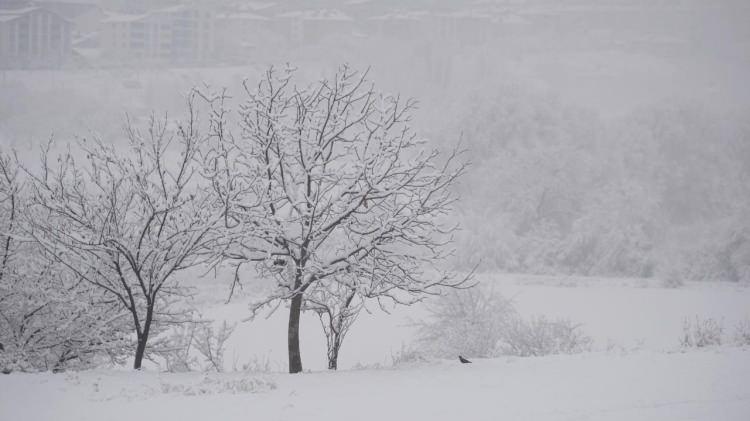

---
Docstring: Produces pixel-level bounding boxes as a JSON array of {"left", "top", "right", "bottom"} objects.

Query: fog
[
  {"left": 3, "top": 2, "right": 750, "bottom": 419},
  {"left": 1, "top": 0, "right": 749, "bottom": 282}
]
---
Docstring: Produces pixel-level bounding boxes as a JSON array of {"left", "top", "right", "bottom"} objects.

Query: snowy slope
[{"left": 1, "top": 348, "right": 748, "bottom": 421}]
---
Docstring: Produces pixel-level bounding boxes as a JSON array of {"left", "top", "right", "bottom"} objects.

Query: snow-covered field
[
  {"left": 2, "top": 349, "right": 749, "bottom": 421},
  {"left": 198, "top": 274, "right": 750, "bottom": 371},
  {"left": 2, "top": 275, "right": 748, "bottom": 421}
]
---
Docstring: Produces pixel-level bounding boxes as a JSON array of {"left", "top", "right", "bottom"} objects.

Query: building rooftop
[
  {"left": 369, "top": 10, "right": 431, "bottom": 21},
  {"left": 0, "top": 5, "right": 71, "bottom": 22},
  {"left": 216, "top": 11, "right": 269, "bottom": 21},
  {"left": 0, "top": 6, "right": 40, "bottom": 14},
  {"left": 0, "top": 14, "right": 21, "bottom": 21},
  {"left": 101, "top": 11, "right": 147, "bottom": 23},
  {"left": 242, "top": 1, "right": 277, "bottom": 12},
  {"left": 278, "top": 9, "right": 353, "bottom": 21}
]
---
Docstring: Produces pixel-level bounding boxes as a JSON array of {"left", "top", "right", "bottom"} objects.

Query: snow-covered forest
[{"left": 1, "top": 1, "right": 749, "bottom": 420}]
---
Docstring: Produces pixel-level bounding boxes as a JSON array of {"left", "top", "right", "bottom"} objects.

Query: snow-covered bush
[
  {"left": 235, "top": 354, "right": 274, "bottom": 373},
  {"left": 0, "top": 269, "right": 131, "bottom": 373},
  {"left": 159, "top": 375, "right": 276, "bottom": 396},
  {"left": 732, "top": 319, "right": 750, "bottom": 346},
  {"left": 416, "top": 286, "right": 591, "bottom": 359},
  {"left": 156, "top": 324, "right": 199, "bottom": 373},
  {"left": 659, "top": 271, "right": 685, "bottom": 288},
  {"left": 153, "top": 320, "right": 236, "bottom": 373},
  {"left": 416, "top": 286, "right": 516, "bottom": 358},
  {"left": 661, "top": 216, "right": 750, "bottom": 285},
  {"left": 499, "top": 316, "right": 592, "bottom": 357},
  {"left": 390, "top": 344, "right": 428, "bottom": 367},
  {"left": 680, "top": 317, "right": 724, "bottom": 348},
  {"left": 194, "top": 321, "right": 235, "bottom": 373}
]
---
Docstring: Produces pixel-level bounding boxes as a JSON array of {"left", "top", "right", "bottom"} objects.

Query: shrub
[
  {"left": 415, "top": 287, "right": 516, "bottom": 358},
  {"left": 235, "top": 354, "right": 274, "bottom": 373},
  {"left": 499, "top": 316, "right": 592, "bottom": 357},
  {"left": 156, "top": 324, "right": 199, "bottom": 373},
  {"left": 390, "top": 344, "right": 428, "bottom": 367},
  {"left": 159, "top": 375, "right": 276, "bottom": 396},
  {"left": 153, "top": 320, "right": 235, "bottom": 373},
  {"left": 194, "top": 321, "right": 235, "bottom": 373},
  {"left": 416, "top": 286, "right": 592, "bottom": 358},
  {"left": 733, "top": 319, "right": 750, "bottom": 346},
  {"left": 680, "top": 316, "right": 723, "bottom": 348}
]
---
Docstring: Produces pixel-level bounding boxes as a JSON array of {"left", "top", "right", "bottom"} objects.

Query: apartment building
[
  {"left": 0, "top": 4, "right": 71, "bottom": 68},
  {"left": 100, "top": 4, "right": 214, "bottom": 66}
]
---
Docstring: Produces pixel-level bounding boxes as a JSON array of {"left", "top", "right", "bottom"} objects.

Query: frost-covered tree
[
  {"left": 25, "top": 101, "right": 221, "bottom": 369},
  {"left": 303, "top": 277, "right": 363, "bottom": 370},
  {"left": 0, "top": 151, "right": 129, "bottom": 372},
  {"left": 440, "top": 86, "right": 750, "bottom": 281},
  {"left": 203, "top": 65, "right": 470, "bottom": 373}
]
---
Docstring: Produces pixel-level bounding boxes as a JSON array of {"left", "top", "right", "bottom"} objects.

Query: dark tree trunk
[
  {"left": 133, "top": 304, "right": 154, "bottom": 370},
  {"left": 328, "top": 342, "right": 340, "bottom": 370},
  {"left": 288, "top": 292, "right": 303, "bottom": 373},
  {"left": 133, "top": 335, "right": 147, "bottom": 370}
]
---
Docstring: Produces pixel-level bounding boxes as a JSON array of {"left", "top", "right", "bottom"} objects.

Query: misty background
[{"left": 2, "top": 0, "right": 749, "bottom": 284}]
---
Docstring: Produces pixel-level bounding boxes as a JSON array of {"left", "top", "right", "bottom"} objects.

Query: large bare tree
[
  {"left": 202, "top": 65, "right": 470, "bottom": 373},
  {"left": 26, "top": 101, "right": 221, "bottom": 369}
]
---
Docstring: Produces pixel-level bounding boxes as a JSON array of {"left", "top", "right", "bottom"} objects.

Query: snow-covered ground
[
  {"left": 1, "top": 275, "right": 748, "bottom": 421},
  {"left": 202, "top": 274, "right": 750, "bottom": 371},
  {"left": 1, "top": 348, "right": 748, "bottom": 421}
]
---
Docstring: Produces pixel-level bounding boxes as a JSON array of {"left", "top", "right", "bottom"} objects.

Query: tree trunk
[
  {"left": 288, "top": 292, "right": 303, "bottom": 373},
  {"left": 327, "top": 341, "right": 340, "bottom": 370},
  {"left": 133, "top": 335, "right": 147, "bottom": 370},
  {"left": 133, "top": 304, "right": 154, "bottom": 370}
]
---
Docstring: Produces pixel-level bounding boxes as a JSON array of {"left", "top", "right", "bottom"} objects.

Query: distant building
[
  {"left": 215, "top": 11, "right": 274, "bottom": 63},
  {"left": 437, "top": 10, "right": 495, "bottom": 46},
  {"left": 276, "top": 9, "right": 354, "bottom": 45},
  {"left": 0, "top": 5, "right": 72, "bottom": 69},
  {"left": 34, "top": 0, "right": 103, "bottom": 36},
  {"left": 368, "top": 11, "right": 434, "bottom": 41},
  {"left": 100, "top": 5, "right": 214, "bottom": 66}
]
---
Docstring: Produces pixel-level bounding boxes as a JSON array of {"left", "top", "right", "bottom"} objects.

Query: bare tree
[
  {"left": 155, "top": 319, "right": 235, "bottom": 372},
  {"left": 202, "top": 65, "right": 470, "bottom": 373},
  {"left": 194, "top": 320, "right": 235, "bottom": 372},
  {"left": 0, "top": 151, "right": 19, "bottom": 296},
  {"left": 1, "top": 151, "right": 129, "bottom": 372},
  {"left": 304, "top": 277, "right": 363, "bottom": 370},
  {"left": 25, "top": 100, "right": 221, "bottom": 369}
]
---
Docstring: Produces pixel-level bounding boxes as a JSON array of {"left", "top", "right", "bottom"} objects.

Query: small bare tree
[
  {"left": 194, "top": 320, "right": 236, "bottom": 372},
  {"left": 155, "top": 319, "right": 235, "bottom": 372},
  {"left": 25, "top": 99, "right": 221, "bottom": 369},
  {"left": 304, "top": 277, "right": 363, "bottom": 370},
  {"left": 202, "top": 65, "right": 470, "bottom": 373}
]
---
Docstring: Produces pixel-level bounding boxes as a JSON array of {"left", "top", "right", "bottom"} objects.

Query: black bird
[{"left": 458, "top": 355, "right": 472, "bottom": 364}]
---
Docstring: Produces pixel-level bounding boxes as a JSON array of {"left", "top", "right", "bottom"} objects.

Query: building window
[{"left": 19, "top": 20, "right": 29, "bottom": 53}]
